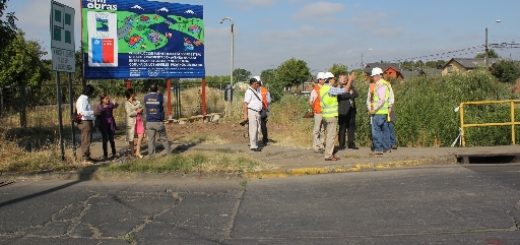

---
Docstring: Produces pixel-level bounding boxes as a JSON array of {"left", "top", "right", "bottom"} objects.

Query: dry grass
[{"left": 100, "top": 151, "right": 272, "bottom": 174}]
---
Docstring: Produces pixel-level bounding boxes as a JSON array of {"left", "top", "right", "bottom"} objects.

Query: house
[
  {"left": 364, "top": 63, "right": 404, "bottom": 80},
  {"left": 400, "top": 67, "right": 442, "bottom": 79},
  {"left": 441, "top": 58, "right": 500, "bottom": 76}
]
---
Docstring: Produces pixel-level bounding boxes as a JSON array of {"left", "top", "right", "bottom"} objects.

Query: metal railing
[{"left": 459, "top": 99, "right": 520, "bottom": 146}]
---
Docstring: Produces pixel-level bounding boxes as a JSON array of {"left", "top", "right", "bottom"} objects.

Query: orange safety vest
[
  {"left": 260, "top": 87, "right": 269, "bottom": 109},
  {"left": 312, "top": 85, "right": 321, "bottom": 114}
]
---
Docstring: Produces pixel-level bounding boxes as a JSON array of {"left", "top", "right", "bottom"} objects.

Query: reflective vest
[
  {"left": 312, "top": 85, "right": 321, "bottom": 114},
  {"left": 373, "top": 80, "right": 390, "bottom": 115},
  {"left": 260, "top": 87, "right": 269, "bottom": 109},
  {"left": 319, "top": 84, "right": 338, "bottom": 118}
]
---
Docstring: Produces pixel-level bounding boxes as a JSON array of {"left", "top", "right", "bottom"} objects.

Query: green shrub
[{"left": 356, "top": 70, "right": 518, "bottom": 147}]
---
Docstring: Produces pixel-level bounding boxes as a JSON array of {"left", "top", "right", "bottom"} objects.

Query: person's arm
[
  {"left": 309, "top": 90, "right": 317, "bottom": 106},
  {"left": 266, "top": 91, "right": 271, "bottom": 105},
  {"left": 243, "top": 91, "right": 250, "bottom": 120},
  {"left": 125, "top": 101, "right": 138, "bottom": 118}
]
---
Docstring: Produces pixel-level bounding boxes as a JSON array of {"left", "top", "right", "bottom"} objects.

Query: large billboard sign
[{"left": 81, "top": 0, "right": 204, "bottom": 79}]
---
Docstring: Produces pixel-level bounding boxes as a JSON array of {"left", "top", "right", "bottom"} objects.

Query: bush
[{"left": 355, "top": 70, "right": 518, "bottom": 147}]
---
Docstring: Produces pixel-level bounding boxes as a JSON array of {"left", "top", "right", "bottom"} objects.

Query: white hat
[
  {"left": 316, "top": 72, "right": 325, "bottom": 80},
  {"left": 253, "top": 76, "right": 263, "bottom": 85},
  {"left": 371, "top": 67, "right": 384, "bottom": 77},
  {"left": 324, "top": 72, "right": 335, "bottom": 79}
]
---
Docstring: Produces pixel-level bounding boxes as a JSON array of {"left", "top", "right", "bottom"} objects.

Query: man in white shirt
[
  {"left": 243, "top": 77, "right": 263, "bottom": 151},
  {"left": 75, "top": 85, "right": 96, "bottom": 163}
]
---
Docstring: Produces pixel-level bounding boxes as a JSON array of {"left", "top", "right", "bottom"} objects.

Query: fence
[{"left": 459, "top": 99, "right": 520, "bottom": 146}]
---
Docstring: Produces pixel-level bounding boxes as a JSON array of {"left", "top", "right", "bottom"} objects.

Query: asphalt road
[{"left": 1, "top": 165, "right": 519, "bottom": 244}]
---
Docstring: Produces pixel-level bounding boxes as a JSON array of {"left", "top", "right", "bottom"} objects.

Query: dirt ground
[{"left": 166, "top": 120, "right": 249, "bottom": 145}]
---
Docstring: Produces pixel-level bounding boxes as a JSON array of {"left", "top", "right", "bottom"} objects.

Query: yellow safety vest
[
  {"left": 373, "top": 80, "right": 390, "bottom": 115},
  {"left": 320, "top": 84, "right": 338, "bottom": 118}
]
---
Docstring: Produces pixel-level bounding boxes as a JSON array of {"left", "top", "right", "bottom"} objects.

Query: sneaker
[
  {"left": 250, "top": 148, "right": 261, "bottom": 152},
  {"left": 370, "top": 151, "right": 384, "bottom": 156},
  {"left": 348, "top": 145, "right": 359, "bottom": 150},
  {"left": 325, "top": 156, "right": 340, "bottom": 161}
]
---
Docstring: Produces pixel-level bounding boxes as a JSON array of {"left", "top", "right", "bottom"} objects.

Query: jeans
[
  {"left": 371, "top": 115, "right": 389, "bottom": 152},
  {"left": 387, "top": 121, "right": 396, "bottom": 147}
]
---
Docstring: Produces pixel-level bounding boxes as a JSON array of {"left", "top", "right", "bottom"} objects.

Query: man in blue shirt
[{"left": 144, "top": 83, "right": 171, "bottom": 156}]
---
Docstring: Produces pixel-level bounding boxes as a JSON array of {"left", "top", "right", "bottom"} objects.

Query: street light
[{"left": 220, "top": 17, "right": 234, "bottom": 96}]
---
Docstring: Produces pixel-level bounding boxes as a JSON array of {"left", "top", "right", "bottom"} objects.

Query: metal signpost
[{"left": 51, "top": 0, "right": 76, "bottom": 160}]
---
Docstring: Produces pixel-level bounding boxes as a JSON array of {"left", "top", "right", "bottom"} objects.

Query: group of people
[
  {"left": 243, "top": 76, "right": 271, "bottom": 151},
  {"left": 308, "top": 67, "right": 397, "bottom": 161},
  {"left": 309, "top": 71, "right": 357, "bottom": 161},
  {"left": 74, "top": 84, "right": 171, "bottom": 163}
]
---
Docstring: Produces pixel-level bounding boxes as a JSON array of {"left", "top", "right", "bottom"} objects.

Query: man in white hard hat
[
  {"left": 320, "top": 71, "right": 355, "bottom": 161},
  {"left": 308, "top": 72, "right": 326, "bottom": 153},
  {"left": 366, "top": 67, "right": 391, "bottom": 155}
]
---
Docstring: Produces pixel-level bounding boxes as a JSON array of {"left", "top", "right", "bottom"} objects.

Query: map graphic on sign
[{"left": 82, "top": 0, "right": 204, "bottom": 79}]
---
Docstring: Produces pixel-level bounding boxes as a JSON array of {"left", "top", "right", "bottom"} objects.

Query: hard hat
[
  {"left": 316, "top": 72, "right": 325, "bottom": 80},
  {"left": 371, "top": 67, "right": 383, "bottom": 77},
  {"left": 324, "top": 72, "right": 335, "bottom": 79},
  {"left": 253, "top": 76, "right": 263, "bottom": 85}
]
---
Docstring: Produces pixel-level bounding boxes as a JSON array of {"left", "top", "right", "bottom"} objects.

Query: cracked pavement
[{"left": 1, "top": 165, "right": 520, "bottom": 244}]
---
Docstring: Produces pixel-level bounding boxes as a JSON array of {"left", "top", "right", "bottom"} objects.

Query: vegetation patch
[{"left": 99, "top": 151, "right": 271, "bottom": 175}]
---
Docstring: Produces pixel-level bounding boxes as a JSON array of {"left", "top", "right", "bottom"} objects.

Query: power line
[{"left": 354, "top": 41, "right": 520, "bottom": 69}]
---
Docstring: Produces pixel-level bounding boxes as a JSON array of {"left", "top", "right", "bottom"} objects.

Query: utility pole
[{"left": 485, "top": 27, "right": 489, "bottom": 67}]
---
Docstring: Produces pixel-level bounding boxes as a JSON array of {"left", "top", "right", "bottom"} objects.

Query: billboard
[{"left": 81, "top": 0, "right": 204, "bottom": 79}]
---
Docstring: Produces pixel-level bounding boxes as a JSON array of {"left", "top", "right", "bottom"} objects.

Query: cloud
[
  {"left": 293, "top": 2, "right": 345, "bottom": 20},
  {"left": 350, "top": 12, "right": 403, "bottom": 38},
  {"left": 224, "top": 0, "right": 276, "bottom": 9}
]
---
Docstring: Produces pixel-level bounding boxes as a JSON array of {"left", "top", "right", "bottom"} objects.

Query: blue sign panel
[{"left": 82, "top": 0, "right": 205, "bottom": 79}]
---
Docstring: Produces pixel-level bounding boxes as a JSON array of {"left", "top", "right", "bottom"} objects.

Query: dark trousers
[
  {"left": 101, "top": 130, "right": 116, "bottom": 158},
  {"left": 338, "top": 109, "right": 356, "bottom": 148},
  {"left": 261, "top": 117, "right": 268, "bottom": 144}
]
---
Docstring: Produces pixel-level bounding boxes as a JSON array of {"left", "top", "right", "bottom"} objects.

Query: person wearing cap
[
  {"left": 144, "top": 83, "right": 171, "bottom": 156},
  {"left": 308, "top": 72, "right": 326, "bottom": 153},
  {"left": 256, "top": 76, "right": 271, "bottom": 146},
  {"left": 320, "top": 71, "right": 354, "bottom": 161},
  {"left": 337, "top": 72, "right": 359, "bottom": 150},
  {"left": 243, "top": 77, "right": 263, "bottom": 151},
  {"left": 366, "top": 67, "right": 391, "bottom": 155}
]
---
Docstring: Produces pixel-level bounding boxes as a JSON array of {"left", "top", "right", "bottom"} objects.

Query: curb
[{"left": 245, "top": 158, "right": 456, "bottom": 179}]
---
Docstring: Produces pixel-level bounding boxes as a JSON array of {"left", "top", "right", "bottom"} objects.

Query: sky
[{"left": 6, "top": 0, "right": 520, "bottom": 76}]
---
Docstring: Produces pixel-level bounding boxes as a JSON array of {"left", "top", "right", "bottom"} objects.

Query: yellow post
[
  {"left": 512, "top": 100, "right": 516, "bottom": 145},
  {"left": 460, "top": 103, "right": 466, "bottom": 147}
]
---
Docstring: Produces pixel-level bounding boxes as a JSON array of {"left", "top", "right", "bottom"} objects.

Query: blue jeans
[
  {"left": 387, "top": 121, "right": 396, "bottom": 147},
  {"left": 371, "top": 115, "right": 389, "bottom": 152}
]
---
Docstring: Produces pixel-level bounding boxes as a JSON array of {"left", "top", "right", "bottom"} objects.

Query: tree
[
  {"left": 233, "top": 68, "right": 251, "bottom": 83},
  {"left": 490, "top": 60, "right": 520, "bottom": 83},
  {"left": 275, "top": 58, "right": 310, "bottom": 87},
  {"left": 329, "top": 64, "right": 348, "bottom": 76},
  {"left": 0, "top": 0, "right": 16, "bottom": 53},
  {"left": 269, "top": 58, "right": 310, "bottom": 100},
  {"left": 475, "top": 49, "right": 499, "bottom": 59},
  {"left": 0, "top": 31, "right": 50, "bottom": 127}
]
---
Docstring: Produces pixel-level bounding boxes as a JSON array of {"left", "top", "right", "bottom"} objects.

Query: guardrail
[{"left": 459, "top": 99, "right": 520, "bottom": 146}]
